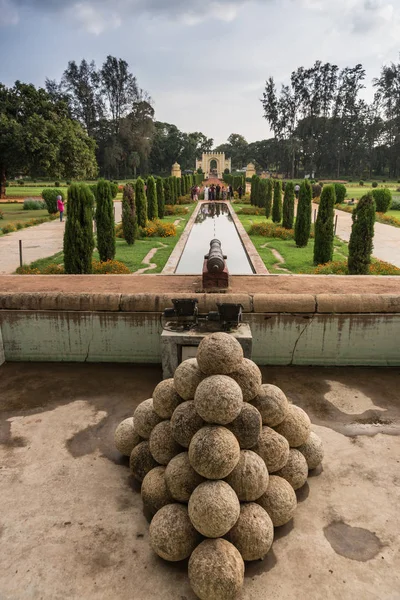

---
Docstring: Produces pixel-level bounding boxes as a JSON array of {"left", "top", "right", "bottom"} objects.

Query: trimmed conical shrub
[
  {"left": 313, "top": 184, "right": 335, "bottom": 265},
  {"left": 135, "top": 178, "right": 148, "bottom": 228},
  {"left": 96, "top": 179, "right": 116, "bottom": 261},
  {"left": 265, "top": 179, "right": 273, "bottom": 218},
  {"left": 156, "top": 177, "right": 165, "bottom": 219},
  {"left": 64, "top": 183, "right": 94, "bottom": 274},
  {"left": 147, "top": 176, "right": 158, "bottom": 221},
  {"left": 272, "top": 180, "right": 283, "bottom": 223},
  {"left": 252, "top": 177, "right": 260, "bottom": 207},
  {"left": 122, "top": 183, "right": 138, "bottom": 245},
  {"left": 250, "top": 175, "right": 257, "bottom": 205},
  {"left": 174, "top": 177, "right": 179, "bottom": 202},
  {"left": 169, "top": 177, "right": 176, "bottom": 205},
  {"left": 294, "top": 180, "right": 312, "bottom": 247},
  {"left": 282, "top": 182, "right": 295, "bottom": 229},
  {"left": 163, "top": 177, "right": 172, "bottom": 206},
  {"left": 348, "top": 193, "right": 376, "bottom": 275},
  {"left": 258, "top": 179, "right": 267, "bottom": 209}
]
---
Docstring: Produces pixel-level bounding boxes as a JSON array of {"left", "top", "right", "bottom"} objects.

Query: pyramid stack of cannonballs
[{"left": 114, "top": 332, "right": 324, "bottom": 600}]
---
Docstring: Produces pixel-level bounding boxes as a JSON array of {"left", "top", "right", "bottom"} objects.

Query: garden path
[
  {"left": 0, "top": 202, "right": 122, "bottom": 274},
  {"left": 312, "top": 202, "right": 400, "bottom": 268}
]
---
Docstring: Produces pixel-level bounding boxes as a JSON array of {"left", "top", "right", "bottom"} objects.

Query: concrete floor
[{"left": 0, "top": 363, "right": 399, "bottom": 600}]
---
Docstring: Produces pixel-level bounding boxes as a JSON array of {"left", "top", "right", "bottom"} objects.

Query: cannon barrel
[{"left": 206, "top": 239, "right": 225, "bottom": 273}]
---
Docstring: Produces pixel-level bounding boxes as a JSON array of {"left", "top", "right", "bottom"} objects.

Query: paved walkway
[
  {"left": 0, "top": 202, "right": 122, "bottom": 274},
  {"left": 313, "top": 203, "right": 400, "bottom": 268}
]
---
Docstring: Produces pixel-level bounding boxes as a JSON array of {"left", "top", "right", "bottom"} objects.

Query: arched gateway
[{"left": 196, "top": 152, "right": 231, "bottom": 179}]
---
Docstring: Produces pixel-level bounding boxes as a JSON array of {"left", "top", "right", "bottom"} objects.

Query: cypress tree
[
  {"left": 147, "top": 176, "right": 158, "bottom": 221},
  {"left": 348, "top": 193, "right": 376, "bottom": 275},
  {"left": 250, "top": 175, "right": 257, "bottom": 205},
  {"left": 265, "top": 179, "right": 273, "bottom": 218},
  {"left": 258, "top": 179, "right": 267, "bottom": 209},
  {"left": 169, "top": 177, "right": 176, "bottom": 204},
  {"left": 122, "top": 183, "right": 137, "bottom": 245},
  {"left": 64, "top": 183, "right": 94, "bottom": 274},
  {"left": 282, "top": 181, "right": 295, "bottom": 229},
  {"left": 135, "top": 177, "right": 148, "bottom": 227},
  {"left": 163, "top": 177, "right": 172, "bottom": 206},
  {"left": 156, "top": 177, "right": 165, "bottom": 219},
  {"left": 313, "top": 184, "right": 335, "bottom": 265},
  {"left": 272, "top": 180, "right": 283, "bottom": 223},
  {"left": 96, "top": 179, "right": 116, "bottom": 261},
  {"left": 294, "top": 180, "right": 312, "bottom": 247},
  {"left": 182, "top": 175, "right": 186, "bottom": 195},
  {"left": 253, "top": 176, "right": 260, "bottom": 207},
  {"left": 174, "top": 177, "right": 179, "bottom": 202}
]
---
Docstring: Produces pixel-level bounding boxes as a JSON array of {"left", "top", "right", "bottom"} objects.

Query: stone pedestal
[
  {"left": 246, "top": 163, "right": 256, "bottom": 179},
  {"left": 161, "top": 324, "right": 253, "bottom": 379},
  {"left": 171, "top": 162, "right": 182, "bottom": 178},
  {"left": 202, "top": 260, "right": 229, "bottom": 290}
]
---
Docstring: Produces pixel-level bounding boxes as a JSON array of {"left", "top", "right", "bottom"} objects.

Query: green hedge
[{"left": 372, "top": 188, "right": 392, "bottom": 213}]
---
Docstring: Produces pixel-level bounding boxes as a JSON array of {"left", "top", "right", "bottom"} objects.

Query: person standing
[
  {"left": 238, "top": 185, "right": 243, "bottom": 200},
  {"left": 216, "top": 183, "right": 221, "bottom": 200},
  {"left": 204, "top": 185, "right": 209, "bottom": 201},
  {"left": 222, "top": 186, "right": 227, "bottom": 201},
  {"left": 57, "top": 195, "right": 65, "bottom": 222},
  {"left": 228, "top": 184, "right": 233, "bottom": 200}
]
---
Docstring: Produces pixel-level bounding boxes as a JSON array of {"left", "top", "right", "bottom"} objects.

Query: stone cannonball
[
  {"left": 150, "top": 504, "right": 201, "bottom": 562},
  {"left": 149, "top": 420, "right": 182, "bottom": 465},
  {"left": 275, "top": 449, "right": 308, "bottom": 490},
  {"left": 170, "top": 401, "right": 204, "bottom": 448},
  {"left": 133, "top": 398, "right": 163, "bottom": 439},
  {"left": 188, "top": 481, "right": 240, "bottom": 538},
  {"left": 189, "top": 538, "right": 244, "bottom": 600},
  {"left": 189, "top": 426, "right": 240, "bottom": 479},
  {"left": 174, "top": 358, "right": 205, "bottom": 400},
  {"left": 253, "top": 426, "right": 290, "bottom": 473},
  {"left": 250, "top": 384, "right": 289, "bottom": 427},
  {"left": 225, "top": 450, "right": 269, "bottom": 502},
  {"left": 153, "top": 379, "right": 184, "bottom": 419},
  {"left": 274, "top": 405, "right": 311, "bottom": 448},
  {"left": 257, "top": 475, "right": 297, "bottom": 527},
  {"left": 226, "top": 404, "right": 262, "bottom": 449},
  {"left": 229, "top": 358, "right": 262, "bottom": 402},
  {"left": 228, "top": 503, "right": 274, "bottom": 561},
  {"left": 114, "top": 417, "right": 141, "bottom": 456},
  {"left": 165, "top": 452, "right": 205, "bottom": 503},
  {"left": 129, "top": 441, "right": 158, "bottom": 482},
  {"left": 298, "top": 431, "right": 324, "bottom": 470},
  {"left": 194, "top": 375, "right": 243, "bottom": 425},
  {"left": 141, "top": 466, "right": 173, "bottom": 514},
  {"left": 196, "top": 332, "right": 244, "bottom": 376}
]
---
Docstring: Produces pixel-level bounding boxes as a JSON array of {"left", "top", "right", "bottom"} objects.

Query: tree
[
  {"left": 259, "top": 179, "right": 267, "bottom": 209},
  {"left": 64, "top": 184, "right": 94, "bottom": 273},
  {"left": 96, "top": 179, "right": 116, "bottom": 261},
  {"left": 295, "top": 180, "right": 312, "bottom": 247},
  {"left": 282, "top": 182, "right": 295, "bottom": 229},
  {"left": 313, "top": 184, "right": 335, "bottom": 264},
  {"left": 265, "top": 179, "right": 273, "bottom": 218},
  {"left": 156, "top": 177, "right": 165, "bottom": 218},
  {"left": 100, "top": 56, "right": 139, "bottom": 135},
  {"left": 121, "top": 183, "right": 137, "bottom": 245},
  {"left": 135, "top": 177, "right": 147, "bottom": 227},
  {"left": 348, "top": 194, "right": 376, "bottom": 274},
  {"left": 0, "top": 82, "right": 97, "bottom": 199},
  {"left": 272, "top": 180, "right": 283, "bottom": 223},
  {"left": 163, "top": 177, "right": 172, "bottom": 205},
  {"left": 147, "top": 176, "right": 158, "bottom": 221},
  {"left": 250, "top": 175, "right": 257, "bottom": 205},
  {"left": 169, "top": 176, "right": 176, "bottom": 204},
  {"left": 251, "top": 176, "right": 260, "bottom": 206}
]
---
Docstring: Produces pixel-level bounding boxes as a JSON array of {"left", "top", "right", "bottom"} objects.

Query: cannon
[
  {"left": 203, "top": 239, "right": 229, "bottom": 289},
  {"left": 205, "top": 239, "right": 227, "bottom": 273}
]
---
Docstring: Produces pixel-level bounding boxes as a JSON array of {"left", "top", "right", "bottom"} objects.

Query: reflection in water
[{"left": 175, "top": 202, "right": 254, "bottom": 275}]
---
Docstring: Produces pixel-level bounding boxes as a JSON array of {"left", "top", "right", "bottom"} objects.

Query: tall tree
[
  {"left": 100, "top": 56, "right": 139, "bottom": 135},
  {"left": 295, "top": 180, "right": 312, "bottom": 247},
  {"left": 348, "top": 194, "right": 376, "bottom": 275},
  {"left": 282, "top": 181, "right": 295, "bottom": 229},
  {"left": 64, "top": 184, "right": 94, "bottom": 274},
  {"left": 313, "top": 184, "right": 335, "bottom": 264},
  {"left": 272, "top": 180, "right": 283, "bottom": 223},
  {"left": 96, "top": 179, "right": 116, "bottom": 261},
  {"left": 135, "top": 178, "right": 147, "bottom": 227},
  {"left": 121, "top": 183, "right": 137, "bottom": 245},
  {"left": 156, "top": 177, "right": 165, "bottom": 219},
  {"left": 265, "top": 179, "right": 273, "bottom": 218},
  {"left": 147, "top": 176, "right": 158, "bottom": 221}
]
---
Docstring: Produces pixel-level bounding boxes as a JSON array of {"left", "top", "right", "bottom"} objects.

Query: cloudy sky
[{"left": 1, "top": 0, "right": 399, "bottom": 144}]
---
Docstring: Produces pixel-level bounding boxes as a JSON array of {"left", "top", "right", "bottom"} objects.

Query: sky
[{"left": 1, "top": 0, "right": 400, "bottom": 145}]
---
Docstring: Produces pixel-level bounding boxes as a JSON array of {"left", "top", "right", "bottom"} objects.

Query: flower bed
[
  {"left": 16, "top": 259, "right": 130, "bottom": 275},
  {"left": 1, "top": 214, "right": 57, "bottom": 234},
  {"left": 313, "top": 260, "right": 400, "bottom": 276}
]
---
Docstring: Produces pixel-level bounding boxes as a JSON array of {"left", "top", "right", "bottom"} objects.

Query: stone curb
[
  {"left": 317, "top": 294, "right": 400, "bottom": 313},
  {"left": 253, "top": 294, "right": 316, "bottom": 313}
]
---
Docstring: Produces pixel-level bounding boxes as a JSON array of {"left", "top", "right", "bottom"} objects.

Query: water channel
[{"left": 175, "top": 203, "right": 254, "bottom": 274}]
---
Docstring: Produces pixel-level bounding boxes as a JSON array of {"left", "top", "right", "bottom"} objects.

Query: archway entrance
[
  {"left": 196, "top": 152, "right": 232, "bottom": 179},
  {"left": 209, "top": 159, "right": 218, "bottom": 177}
]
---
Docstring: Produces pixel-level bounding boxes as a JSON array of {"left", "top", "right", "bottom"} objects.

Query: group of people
[{"left": 202, "top": 183, "right": 243, "bottom": 202}]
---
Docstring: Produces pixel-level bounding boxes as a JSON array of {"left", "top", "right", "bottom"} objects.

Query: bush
[
  {"left": 66, "top": 180, "right": 71, "bottom": 186},
  {"left": 163, "top": 177, "right": 172, "bottom": 206},
  {"left": 42, "top": 188, "right": 65, "bottom": 214},
  {"left": 248, "top": 221, "right": 294, "bottom": 240},
  {"left": 140, "top": 220, "right": 176, "bottom": 238},
  {"left": 89, "top": 184, "right": 98, "bottom": 200},
  {"left": 334, "top": 183, "right": 346, "bottom": 204},
  {"left": 313, "top": 184, "right": 335, "bottom": 265},
  {"left": 272, "top": 180, "right": 283, "bottom": 223},
  {"left": 111, "top": 183, "right": 119, "bottom": 199},
  {"left": 250, "top": 175, "right": 257, "bottom": 206},
  {"left": 147, "top": 176, "right": 158, "bottom": 221},
  {"left": 348, "top": 193, "right": 376, "bottom": 275},
  {"left": 177, "top": 194, "right": 193, "bottom": 205},
  {"left": 135, "top": 178, "right": 148, "bottom": 227},
  {"left": 372, "top": 188, "right": 392, "bottom": 213},
  {"left": 282, "top": 181, "right": 295, "bottom": 229},
  {"left": 156, "top": 177, "right": 165, "bottom": 219},
  {"left": 295, "top": 180, "right": 312, "bottom": 247},
  {"left": 55, "top": 181, "right": 60, "bottom": 187},
  {"left": 0, "top": 209, "right": 4, "bottom": 220},
  {"left": 372, "top": 181, "right": 378, "bottom": 188},
  {"left": 238, "top": 207, "right": 264, "bottom": 215},
  {"left": 122, "top": 184, "right": 138, "bottom": 245},
  {"left": 390, "top": 199, "right": 400, "bottom": 210},
  {"left": 96, "top": 180, "right": 116, "bottom": 262},
  {"left": 164, "top": 205, "right": 189, "bottom": 215},
  {"left": 63, "top": 184, "right": 94, "bottom": 274},
  {"left": 312, "top": 184, "right": 322, "bottom": 199},
  {"left": 265, "top": 179, "right": 273, "bottom": 218},
  {"left": 359, "top": 180, "right": 364, "bottom": 186},
  {"left": 313, "top": 260, "right": 400, "bottom": 276},
  {"left": 92, "top": 259, "right": 130, "bottom": 274},
  {"left": 375, "top": 213, "right": 400, "bottom": 227},
  {"left": 23, "top": 198, "right": 45, "bottom": 210},
  {"left": 18, "top": 180, "right": 24, "bottom": 186}
]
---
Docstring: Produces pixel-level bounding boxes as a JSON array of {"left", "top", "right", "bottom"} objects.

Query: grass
[
  {"left": 19, "top": 205, "right": 195, "bottom": 274},
  {"left": 0, "top": 203, "right": 49, "bottom": 223}
]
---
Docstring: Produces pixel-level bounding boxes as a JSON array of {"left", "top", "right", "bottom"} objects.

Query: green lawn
[
  {"left": 0, "top": 203, "right": 49, "bottom": 223},
  {"left": 20, "top": 205, "right": 195, "bottom": 274}
]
